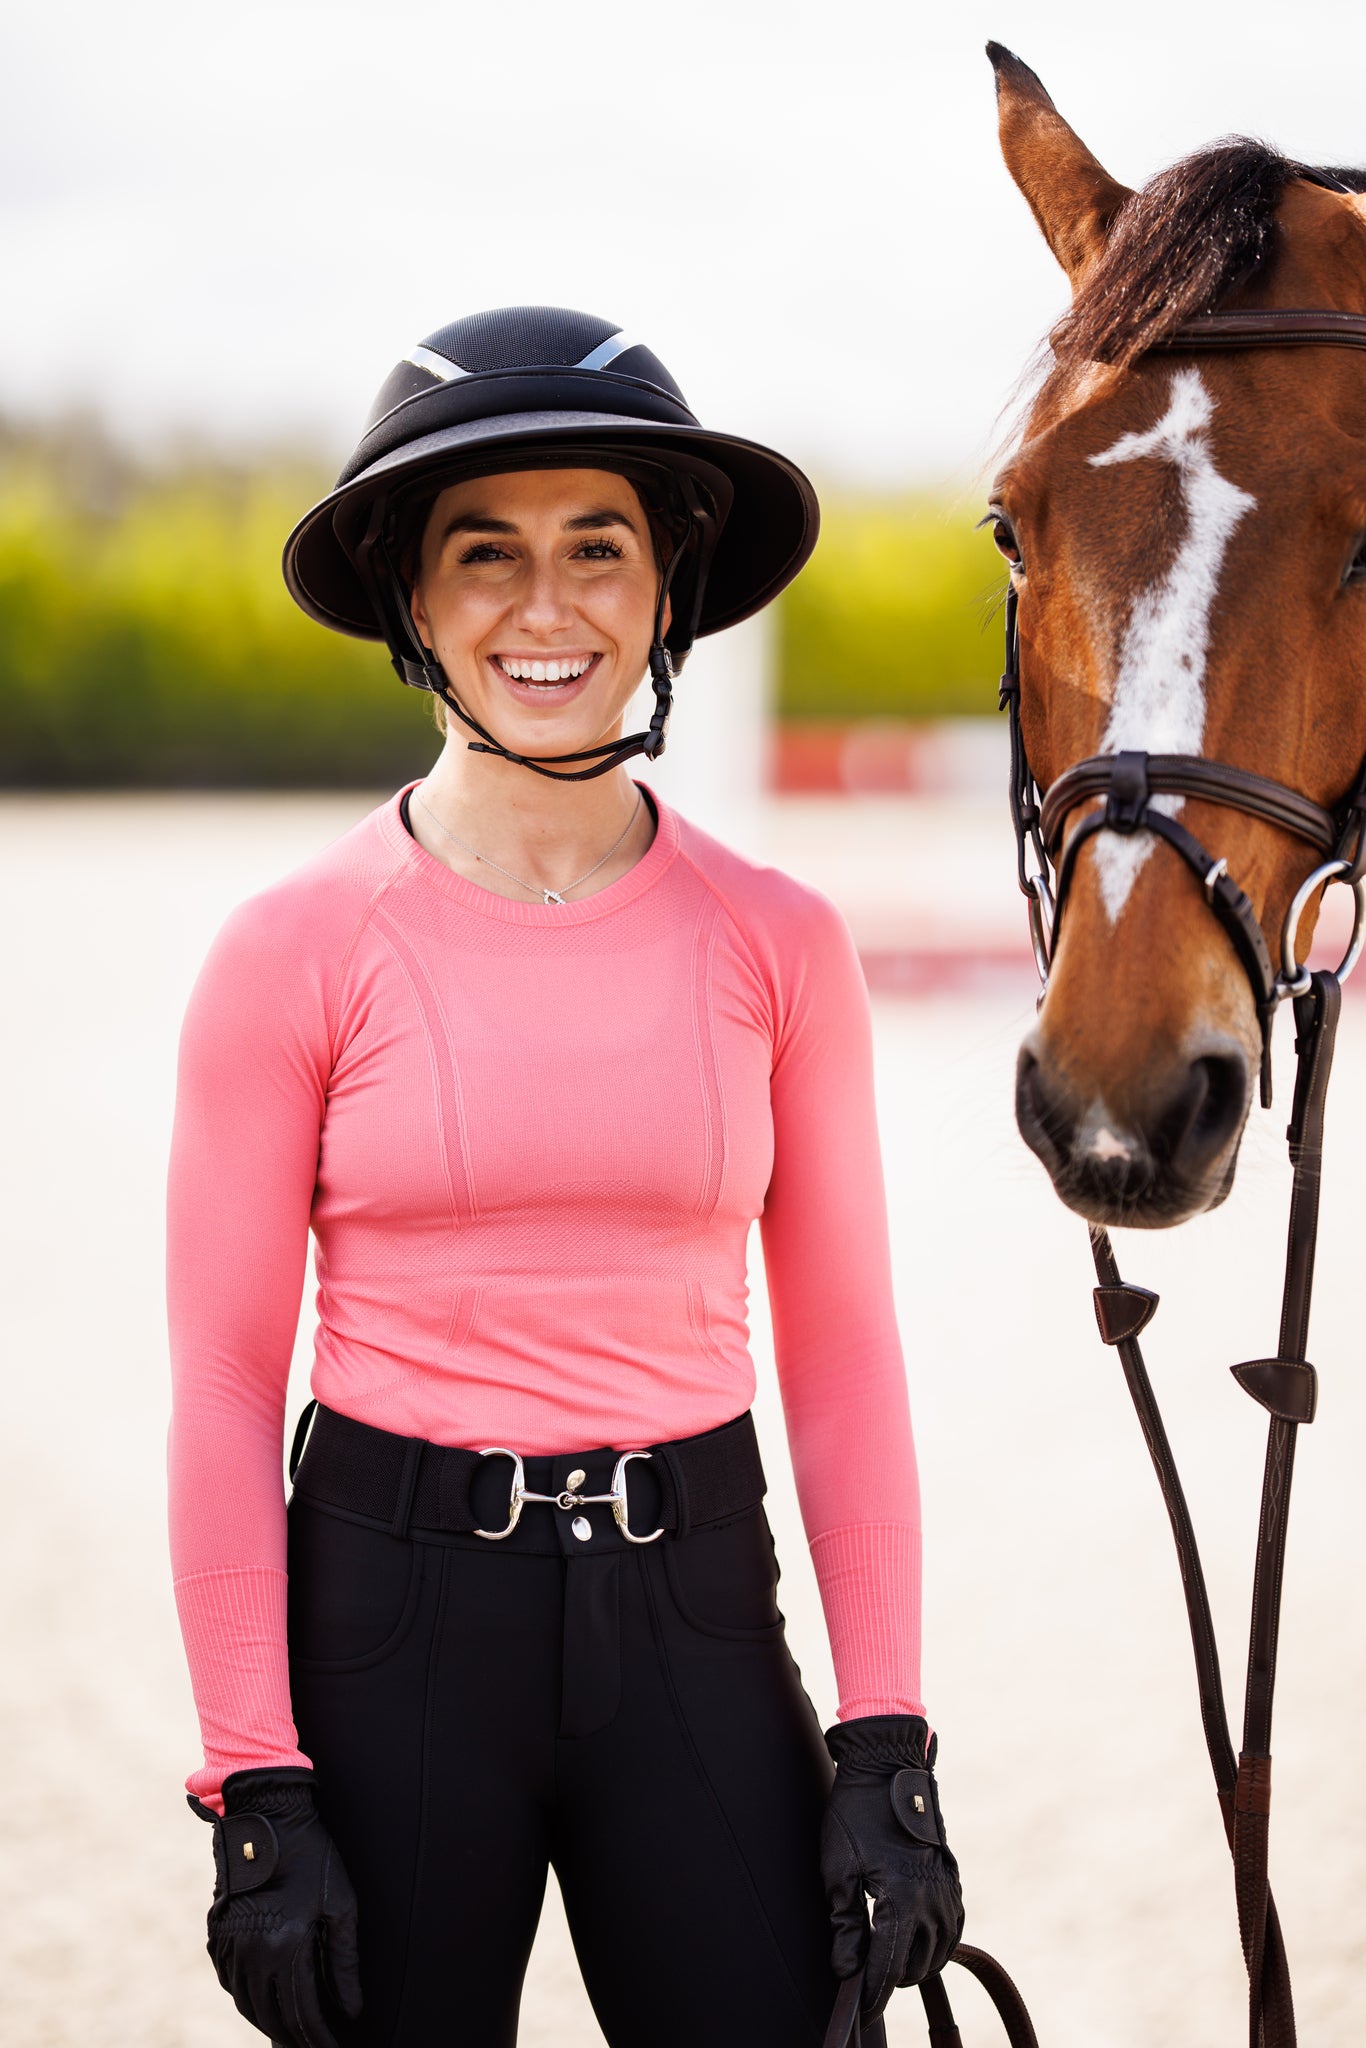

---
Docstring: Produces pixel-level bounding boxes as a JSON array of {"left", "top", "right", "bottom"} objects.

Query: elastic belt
[{"left": 289, "top": 1401, "right": 767, "bottom": 1551}]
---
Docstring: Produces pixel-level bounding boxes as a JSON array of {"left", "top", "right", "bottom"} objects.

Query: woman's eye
[
  {"left": 575, "top": 538, "right": 625, "bottom": 562},
  {"left": 458, "top": 542, "right": 510, "bottom": 565},
  {"left": 985, "top": 509, "right": 1022, "bottom": 567}
]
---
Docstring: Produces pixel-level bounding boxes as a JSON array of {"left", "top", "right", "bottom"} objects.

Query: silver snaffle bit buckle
[{"left": 473, "top": 1447, "right": 664, "bottom": 1544}]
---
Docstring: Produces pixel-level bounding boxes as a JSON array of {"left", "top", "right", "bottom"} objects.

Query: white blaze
[{"left": 1086, "top": 369, "right": 1256, "bottom": 920}]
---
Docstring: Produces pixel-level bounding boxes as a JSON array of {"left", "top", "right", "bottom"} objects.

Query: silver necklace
[{"left": 413, "top": 787, "right": 644, "bottom": 905}]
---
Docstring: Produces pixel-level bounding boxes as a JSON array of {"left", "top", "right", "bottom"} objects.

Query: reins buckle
[
  {"left": 473, "top": 1447, "right": 664, "bottom": 1544},
  {"left": 1203, "top": 856, "right": 1230, "bottom": 905}
]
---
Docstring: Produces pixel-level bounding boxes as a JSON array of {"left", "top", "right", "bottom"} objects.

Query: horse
[
  {"left": 963, "top": 47, "right": 1366, "bottom": 2048},
  {"left": 984, "top": 44, "right": 1366, "bottom": 1229}
]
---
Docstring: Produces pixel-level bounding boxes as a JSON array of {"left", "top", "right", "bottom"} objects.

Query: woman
[{"left": 167, "top": 306, "right": 962, "bottom": 2048}]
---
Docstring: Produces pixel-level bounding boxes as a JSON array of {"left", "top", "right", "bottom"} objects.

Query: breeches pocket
[
  {"left": 661, "top": 1506, "right": 786, "bottom": 1640},
  {"left": 287, "top": 1498, "right": 423, "bottom": 1671}
]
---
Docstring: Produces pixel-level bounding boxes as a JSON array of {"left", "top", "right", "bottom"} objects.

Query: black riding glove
[
  {"left": 821, "top": 1715, "right": 964, "bottom": 2020},
  {"left": 188, "top": 1766, "right": 363, "bottom": 2047}
]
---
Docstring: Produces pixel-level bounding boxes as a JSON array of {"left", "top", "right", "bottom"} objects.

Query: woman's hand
[
  {"left": 820, "top": 1715, "right": 964, "bottom": 2021},
  {"left": 189, "top": 1766, "right": 363, "bottom": 2046}
]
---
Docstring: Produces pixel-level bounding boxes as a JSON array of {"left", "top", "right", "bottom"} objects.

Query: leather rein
[{"left": 989, "top": 307, "right": 1366, "bottom": 2048}]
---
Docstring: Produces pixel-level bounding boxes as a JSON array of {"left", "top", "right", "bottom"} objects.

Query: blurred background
[{"left": 5, "top": 2, "right": 1366, "bottom": 2044}]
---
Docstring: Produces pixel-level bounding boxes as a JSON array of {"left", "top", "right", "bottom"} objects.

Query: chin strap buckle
[{"left": 644, "top": 644, "right": 675, "bottom": 760}]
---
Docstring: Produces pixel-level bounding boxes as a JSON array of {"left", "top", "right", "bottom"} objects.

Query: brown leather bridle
[
  {"left": 1000, "top": 310, "right": 1366, "bottom": 1108},
  {"left": 990, "top": 309, "right": 1366, "bottom": 2048}
]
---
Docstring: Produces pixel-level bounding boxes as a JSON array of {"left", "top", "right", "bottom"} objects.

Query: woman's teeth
[{"left": 496, "top": 656, "right": 594, "bottom": 685}]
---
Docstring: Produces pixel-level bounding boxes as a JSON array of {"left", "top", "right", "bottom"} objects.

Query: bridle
[
  {"left": 1000, "top": 310, "right": 1366, "bottom": 1107},
  {"left": 983, "top": 309, "right": 1366, "bottom": 2048}
]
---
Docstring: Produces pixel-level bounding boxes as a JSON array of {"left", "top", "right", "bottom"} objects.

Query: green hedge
[
  {"left": 0, "top": 440, "right": 428, "bottom": 787},
  {"left": 0, "top": 431, "right": 1007, "bottom": 786},
  {"left": 777, "top": 493, "right": 1006, "bottom": 721}
]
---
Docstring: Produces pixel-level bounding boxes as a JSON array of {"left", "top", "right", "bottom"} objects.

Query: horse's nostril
[
  {"left": 1161, "top": 1052, "right": 1249, "bottom": 1179},
  {"left": 1015, "top": 1047, "right": 1077, "bottom": 1172}
]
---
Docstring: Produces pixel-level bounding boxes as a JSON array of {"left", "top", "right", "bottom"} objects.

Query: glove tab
[
  {"left": 890, "top": 1768, "right": 942, "bottom": 1847},
  {"left": 220, "top": 1812, "right": 281, "bottom": 1895}
]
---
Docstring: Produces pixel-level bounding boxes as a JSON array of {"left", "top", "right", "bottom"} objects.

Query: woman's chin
[
  {"left": 453, "top": 704, "right": 622, "bottom": 766},
  {"left": 447, "top": 671, "right": 631, "bottom": 764}
]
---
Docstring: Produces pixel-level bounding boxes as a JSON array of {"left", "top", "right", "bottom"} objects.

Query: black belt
[{"left": 289, "top": 1400, "right": 767, "bottom": 1554}]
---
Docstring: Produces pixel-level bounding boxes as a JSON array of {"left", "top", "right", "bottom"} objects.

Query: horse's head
[{"left": 987, "top": 45, "right": 1366, "bottom": 1228}]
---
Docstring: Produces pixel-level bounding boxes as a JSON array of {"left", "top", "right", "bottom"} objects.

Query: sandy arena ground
[{"left": 3, "top": 790, "right": 1364, "bottom": 2047}]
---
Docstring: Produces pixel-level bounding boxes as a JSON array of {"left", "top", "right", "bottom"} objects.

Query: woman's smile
[{"left": 488, "top": 649, "right": 603, "bottom": 708}]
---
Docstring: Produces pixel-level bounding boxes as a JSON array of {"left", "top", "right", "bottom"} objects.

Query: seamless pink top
[{"left": 167, "top": 782, "right": 924, "bottom": 1802}]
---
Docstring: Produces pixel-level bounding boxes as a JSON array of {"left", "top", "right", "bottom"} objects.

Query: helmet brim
[{"left": 282, "top": 410, "right": 819, "bottom": 643}]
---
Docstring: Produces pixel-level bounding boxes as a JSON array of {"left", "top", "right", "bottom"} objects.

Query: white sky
[{"left": 4, "top": 0, "right": 1365, "bottom": 488}]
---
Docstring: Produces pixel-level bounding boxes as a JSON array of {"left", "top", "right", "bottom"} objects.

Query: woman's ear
[{"left": 409, "top": 577, "right": 433, "bottom": 655}]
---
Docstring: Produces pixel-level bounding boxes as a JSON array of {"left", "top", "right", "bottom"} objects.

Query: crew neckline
[{"left": 376, "top": 777, "right": 679, "bottom": 924}]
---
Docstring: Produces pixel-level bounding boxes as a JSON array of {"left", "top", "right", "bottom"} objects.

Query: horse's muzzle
[{"left": 1015, "top": 1040, "right": 1250, "bottom": 1226}]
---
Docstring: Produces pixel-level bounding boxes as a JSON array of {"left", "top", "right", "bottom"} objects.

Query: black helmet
[{"left": 283, "top": 306, "right": 819, "bottom": 780}]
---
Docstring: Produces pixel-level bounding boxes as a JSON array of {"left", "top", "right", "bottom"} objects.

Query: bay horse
[
  {"left": 965, "top": 44, "right": 1366, "bottom": 2048},
  {"left": 835, "top": 50, "right": 1366, "bottom": 2048},
  {"left": 985, "top": 45, "right": 1366, "bottom": 1228}
]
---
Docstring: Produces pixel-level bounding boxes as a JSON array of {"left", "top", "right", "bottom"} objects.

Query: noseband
[{"left": 1000, "top": 309, "right": 1366, "bottom": 1104}]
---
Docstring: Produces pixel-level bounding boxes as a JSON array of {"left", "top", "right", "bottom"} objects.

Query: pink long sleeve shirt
[{"left": 167, "top": 782, "right": 924, "bottom": 1802}]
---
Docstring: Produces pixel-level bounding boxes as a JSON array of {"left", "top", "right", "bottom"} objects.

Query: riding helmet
[{"left": 282, "top": 306, "right": 820, "bottom": 779}]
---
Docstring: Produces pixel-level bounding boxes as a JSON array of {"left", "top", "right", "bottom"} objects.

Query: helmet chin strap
[{"left": 359, "top": 503, "right": 687, "bottom": 784}]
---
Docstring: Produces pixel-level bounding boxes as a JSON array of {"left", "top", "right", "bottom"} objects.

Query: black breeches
[{"left": 287, "top": 1436, "right": 877, "bottom": 2048}]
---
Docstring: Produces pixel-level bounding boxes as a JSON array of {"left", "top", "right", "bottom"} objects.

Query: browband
[{"left": 1161, "top": 310, "right": 1366, "bottom": 351}]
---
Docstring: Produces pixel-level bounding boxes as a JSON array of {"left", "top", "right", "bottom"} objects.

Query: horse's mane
[{"left": 1050, "top": 140, "right": 1366, "bottom": 373}]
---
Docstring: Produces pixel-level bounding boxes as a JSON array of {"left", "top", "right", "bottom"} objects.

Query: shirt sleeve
[
  {"left": 759, "top": 885, "right": 925, "bottom": 1723},
  {"left": 166, "top": 891, "right": 332, "bottom": 1807}
]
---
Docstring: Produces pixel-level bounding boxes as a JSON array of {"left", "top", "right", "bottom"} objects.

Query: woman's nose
[{"left": 510, "top": 562, "right": 577, "bottom": 633}]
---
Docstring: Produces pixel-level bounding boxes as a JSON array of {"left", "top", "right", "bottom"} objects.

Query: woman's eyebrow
[
  {"left": 439, "top": 512, "right": 518, "bottom": 541},
  {"left": 439, "top": 506, "right": 639, "bottom": 543},
  {"left": 564, "top": 508, "right": 638, "bottom": 533}
]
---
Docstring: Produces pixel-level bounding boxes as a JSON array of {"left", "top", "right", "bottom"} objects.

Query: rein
[
  {"left": 992, "top": 307, "right": 1366, "bottom": 2048},
  {"left": 821, "top": 1949, "right": 1041, "bottom": 2048}
]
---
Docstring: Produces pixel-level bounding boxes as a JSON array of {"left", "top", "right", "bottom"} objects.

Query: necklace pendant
[{"left": 543, "top": 889, "right": 565, "bottom": 906}]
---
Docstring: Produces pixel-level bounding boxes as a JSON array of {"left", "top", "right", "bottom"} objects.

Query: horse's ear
[{"left": 987, "top": 43, "right": 1132, "bottom": 285}]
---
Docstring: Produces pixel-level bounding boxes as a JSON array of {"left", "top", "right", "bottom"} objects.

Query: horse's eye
[
  {"left": 1346, "top": 533, "right": 1366, "bottom": 584},
  {"left": 984, "top": 506, "right": 1023, "bottom": 568}
]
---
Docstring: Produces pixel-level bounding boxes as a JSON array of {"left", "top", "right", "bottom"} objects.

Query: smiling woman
[
  {"left": 167, "top": 304, "right": 964, "bottom": 2048},
  {"left": 413, "top": 473, "right": 661, "bottom": 753},
  {"left": 398, "top": 467, "right": 673, "bottom": 898}
]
